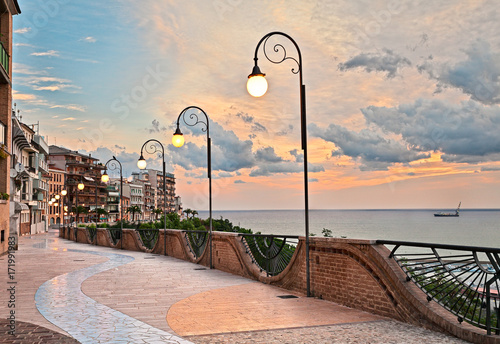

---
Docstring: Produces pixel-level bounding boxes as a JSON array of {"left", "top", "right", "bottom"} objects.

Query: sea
[{"left": 197, "top": 209, "right": 500, "bottom": 249}]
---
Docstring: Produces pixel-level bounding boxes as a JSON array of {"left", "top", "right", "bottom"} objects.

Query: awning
[
  {"left": 14, "top": 201, "right": 29, "bottom": 213},
  {"left": 108, "top": 192, "right": 120, "bottom": 197},
  {"left": 84, "top": 176, "right": 95, "bottom": 182}
]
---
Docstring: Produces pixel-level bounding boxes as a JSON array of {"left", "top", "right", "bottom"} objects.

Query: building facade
[
  {"left": 0, "top": 0, "right": 21, "bottom": 255},
  {"left": 47, "top": 167, "right": 66, "bottom": 225},
  {"left": 49, "top": 146, "right": 106, "bottom": 224},
  {"left": 9, "top": 114, "right": 50, "bottom": 238}
]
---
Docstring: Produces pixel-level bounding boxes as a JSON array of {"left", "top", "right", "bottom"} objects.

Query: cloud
[
  {"left": 31, "top": 50, "right": 60, "bottom": 57},
  {"left": 289, "top": 149, "right": 303, "bottom": 163},
  {"left": 309, "top": 122, "right": 429, "bottom": 171},
  {"left": 61, "top": 117, "right": 76, "bottom": 121},
  {"left": 148, "top": 119, "right": 167, "bottom": 134},
  {"left": 236, "top": 111, "right": 267, "bottom": 133},
  {"left": 80, "top": 36, "right": 97, "bottom": 43},
  {"left": 361, "top": 99, "right": 500, "bottom": 163},
  {"left": 338, "top": 48, "right": 411, "bottom": 78},
  {"left": 234, "top": 180, "right": 246, "bottom": 184},
  {"left": 418, "top": 40, "right": 500, "bottom": 104},
  {"left": 14, "top": 27, "right": 31, "bottom": 34},
  {"left": 481, "top": 166, "right": 500, "bottom": 172},
  {"left": 78, "top": 146, "right": 143, "bottom": 178},
  {"left": 255, "top": 147, "right": 283, "bottom": 163},
  {"left": 276, "top": 124, "right": 294, "bottom": 136},
  {"left": 15, "top": 43, "right": 35, "bottom": 48},
  {"left": 16, "top": 75, "right": 81, "bottom": 92},
  {"left": 50, "top": 104, "right": 86, "bottom": 112},
  {"left": 249, "top": 161, "right": 324, "bottom": 177}
]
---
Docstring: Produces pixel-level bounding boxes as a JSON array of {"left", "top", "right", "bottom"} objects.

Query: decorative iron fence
[
  {"left": 108, "top": 228, "right": 121, "bottom": 245},
  {"left": 239, "top": 234, "right": 299, "bottom": 277},
  {"left": 183, "top": 230, "right": 208, "bottom": 259},
  {"left": 377, "top": 240, "right": 500, "bottom": 335},
  {"left": 136, "top": 229, "right": 159, "bottom": 250},
  {"left": 87, "top": 227, "right": 97, "bottom": 243}
]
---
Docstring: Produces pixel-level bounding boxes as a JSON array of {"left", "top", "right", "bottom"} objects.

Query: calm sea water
[{"left": 198, "top": 209, "right": 500, "bottom": 248}]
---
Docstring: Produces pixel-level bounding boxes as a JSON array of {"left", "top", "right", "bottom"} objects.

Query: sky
[{"left": 11, "top": 0, "right": 500, "bottom": 210}]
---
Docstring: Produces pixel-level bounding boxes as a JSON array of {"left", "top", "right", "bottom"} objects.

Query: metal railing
[
  {"left": 377, "top": 240, "right": 500, "bottom": 335},
  {"left": 239, "top": 234, "right": 299, "bottom": 277},
  {"left": 108, "top": 228, "right": 121, "bottom": 245},
  {"left": 87, "top": 227, "right": 97, "bottom": 243},
  {"left": 183, "top": 230, "right": 208, "bottom": 259},
  {"left": 136, "top": 228, "right": 159, "bottom": 250}
]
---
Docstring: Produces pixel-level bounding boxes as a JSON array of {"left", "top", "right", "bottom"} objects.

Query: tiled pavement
[{"left": 0, "top": 229, "right": 471, "bottom": 343}]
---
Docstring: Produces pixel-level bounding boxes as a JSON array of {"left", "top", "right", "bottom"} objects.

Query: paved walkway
[{"left": 0, "top": 229, "right": 471, "bottom": 343}]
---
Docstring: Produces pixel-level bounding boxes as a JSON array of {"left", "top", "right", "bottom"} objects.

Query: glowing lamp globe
[
  {"left": 247, "top": 65, "right": 268, "bottom": 97},
  {"left": 137, "top": 155, "right": 147, "bottom": 170},
  {"left": 61, "top": 190, "right": 67, "bottom": 196},
  {"left": 51, "top": 197, "right": 56, "bottom": 202},
  {"left": 101, "top": 173, "right": 110, "bottom": 183},
  {"left": 247, "top": 75, "right": 268, "bottom": 97},
  {"left": 172, "top": 128, "right": 184, "bottom": 148},
  {"left": 78, "top": 183, "right": 85, "bottom": 190}
]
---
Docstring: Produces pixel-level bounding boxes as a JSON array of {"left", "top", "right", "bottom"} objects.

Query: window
[{"left": 0, "top": 121, "right": 5, "bottom": 145}]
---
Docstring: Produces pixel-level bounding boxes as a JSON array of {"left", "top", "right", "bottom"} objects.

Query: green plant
[
  {"left": 322, "top": 228, "right": 332, "bottom": 237},
  {"left": 1, "top": 193, "right": 9, "bottom": 200},
  {"left": 0, "top": 144, "right": 8, "bottom": 159}
]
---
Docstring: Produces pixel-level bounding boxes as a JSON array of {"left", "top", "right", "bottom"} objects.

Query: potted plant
[{"left": 0, "top": 193, "right": 8, "bottom": 203}]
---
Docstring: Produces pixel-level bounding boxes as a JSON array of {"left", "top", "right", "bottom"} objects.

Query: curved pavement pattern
[{"left": 35, "top": 248, "right": 193, "bottom": 344}]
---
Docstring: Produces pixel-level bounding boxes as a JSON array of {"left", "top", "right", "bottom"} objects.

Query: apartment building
[
  {"left": 47, "top": 167, "right": 66, "bottom": 225},
  {"left": 10, "top": 115, "right": 50, "bottom": 237},
  {"left": 0, "top": 0, "right": 21, "bottom": 254},
  {"left": 49, "top": 145, "right": 106, "bottom": 224}
]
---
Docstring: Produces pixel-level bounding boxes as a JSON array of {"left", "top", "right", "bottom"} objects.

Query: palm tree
[
  {"left": 192, "top": 210, "right": 198, "bottom": 218},
  {"left": 153, "top": 208, "right": 162, "bottom": 220},
  {"left": 184, "top": 208, "right": 193, "bottom": 219},
  {"left": 127, "top": 205, "right": 142, "bottom": 222},
  {"left": 72, "top": 205, "right": 88, "bottom": 224},
  {"left": 95, "top": 208, "right": 109, "bottom": 222}
]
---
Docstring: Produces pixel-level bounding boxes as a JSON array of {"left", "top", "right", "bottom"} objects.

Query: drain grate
[
  {"left": 277, "top": 295, "right": 298, "bottom": 299},
  {"left": 144, "top": 257, "right": 156, "bottom": 259},
  {"left": 73, "top": 259, "right": 85, "bottom": 262},
  {"left": 194, "top": 267, "right": 207, "bottom": 270}
]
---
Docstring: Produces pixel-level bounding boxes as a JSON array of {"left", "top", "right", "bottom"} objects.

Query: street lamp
[
  {"left": 102, "top": 156, "right": 123, "bottom": 249},
  {"left": 75, "top": 178, "right": 85, "bottom": 241},
  {"left": 172, "top": 106, "right": 213, "bottom": 269},
  {"left": 247, "top": 32, "right": 311, "bottom": 296},
  {"left": 61, "top": 189, "right": 67, "bottom": 229},
  {"left": 138, "top": 139, "right": 167, "bottom": 256}
]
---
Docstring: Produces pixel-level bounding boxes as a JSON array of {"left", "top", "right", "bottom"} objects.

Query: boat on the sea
[{"left": 434, "top": 202, "right": 461, "bottom": 217}]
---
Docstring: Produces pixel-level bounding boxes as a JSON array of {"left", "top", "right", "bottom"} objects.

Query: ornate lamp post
[
  {"left": 102, "top": 156, "right": 123, "bottom": 249},
  {"left": 137, "top": 139, "right": 167, "bottom": 255},
  {"left": 61, "top": 189, "right": 67, "bottom": 229},
  {"left": 172, "top": 106, "right": 213, "bottom": 269},
  {"left": 247, "top": 32, "right": 311, "bottom": 296},
  {"left": 54, "top": 194, "right": 60, "bottom": 229},
  {"left": 75, "top": 178, "right": 85, "bottom": 241}
]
